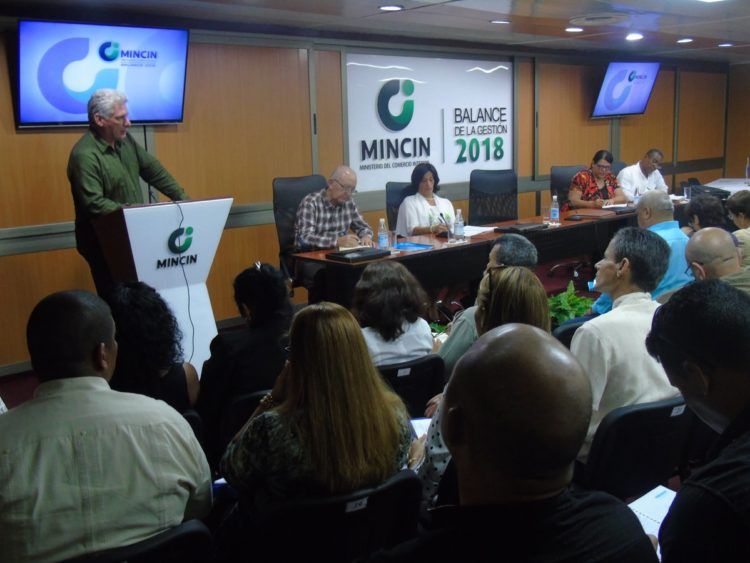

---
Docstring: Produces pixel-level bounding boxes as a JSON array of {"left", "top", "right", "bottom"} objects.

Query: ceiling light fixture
[
  {"left": 696, "top": 1, "right": 725, "bottom": 3},
  {"left": 677, "top": 38, "right": 693, "bottom": 44},
  {"left": 626, "top": 32, "right": 644, "bottom": 41},
  {"left": 379, "top": 5, "right": 404, "bottom": 12},
  {"left": 490, "top": 20, "right": 510, "bottom": 25},
  {"left": 566, "top": 27, "right": 584, "bottom": 33},
  {"left": 718, "top": 42, "right": 734, "bottom": 47}
]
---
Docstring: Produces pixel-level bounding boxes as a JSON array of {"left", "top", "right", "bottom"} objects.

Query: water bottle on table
[
  {"left": 454, "top": 209, "right": 465, "bottom": 241},
  {"left": 550, "top": 195, "right": 560, "bottom": 227},
  {"left": 377, "top": 218, "right": 389, "bottom": 249}
]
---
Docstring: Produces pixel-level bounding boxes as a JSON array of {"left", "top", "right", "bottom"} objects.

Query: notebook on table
[
  {"left": 326, "top": 248, "right": 391, "bottom": 263},
  {"left": 494, "top": 223, "right": 549, "bottom": 234}
]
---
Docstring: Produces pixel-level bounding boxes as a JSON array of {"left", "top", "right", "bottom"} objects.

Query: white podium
[{"left": 94, "top": 197, "right": 234, "bottom": 376}]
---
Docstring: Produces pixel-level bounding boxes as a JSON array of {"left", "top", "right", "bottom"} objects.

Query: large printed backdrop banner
[{"left": 346, "top": 53, "right": 513, "bottom": 191}]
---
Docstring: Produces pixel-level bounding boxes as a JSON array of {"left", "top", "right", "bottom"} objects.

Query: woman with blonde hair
[
  {"left": 475, "top": 265, "right": 551, "bottom": 335},
  {"left": 221, "top": 302, "right": 411, "bottom": 502},
  {"left": 415, "top": 265, "right": 551, "bottom": 516}
]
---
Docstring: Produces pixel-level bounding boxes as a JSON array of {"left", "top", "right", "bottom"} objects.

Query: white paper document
[
  {"left": 410, "top": 418, "right": 431, "bottom": 438},
  {"left": 628, "top": 485, "right": 677, "bottom": 560},
  {"left": 463, "top": 225, "right": 497, "bottom": 237}
]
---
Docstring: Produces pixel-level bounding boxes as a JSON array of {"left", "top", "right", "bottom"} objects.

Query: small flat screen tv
[
  {"left": 17, "top": 20, "right": 189, "bottom": 127},
  {"left": 591, "top": 62, "right": 660, "bottom": 119}
]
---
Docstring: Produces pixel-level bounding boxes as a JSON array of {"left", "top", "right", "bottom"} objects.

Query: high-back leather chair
[
  {"left": 468, "top": 169, "right": 518, "bottom": 225},
  {"left": 378, "top": 354, "right": 445, "bottom": 418},
  {"left": 550, "top": 165, "right": 585, "bottom": 210},
  {"left": 272, "top": 175, "right": 327, "bottom": 284},
  {"left": 385, "top": 181, "right": 415, "bottom": 231}
]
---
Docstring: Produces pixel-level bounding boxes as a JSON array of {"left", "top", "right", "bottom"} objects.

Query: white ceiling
[{"left": 3, "top": 0, "right": 750, "bottom": 64}]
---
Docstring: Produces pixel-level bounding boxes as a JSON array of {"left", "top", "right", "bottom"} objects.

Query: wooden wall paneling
[
  {"left": 0, "top": 249, "right": 95, "bottom": 366},
  {"left": 516, "top": 59, "right": 534, "bottom": 178},
  {"left": 725, "top": 65, "right": 750, "bottom": 177},
  {"left": 154, "top": 43, "right": 312, "bottom": 205},
  {"left": 518, "top": 192, "right": 536, "bottom": 218},
  {"left": 674, "top": 169, "right": 724, "bottom": 187},
  {"left": 0, "top": 35, "right": 82, "bottom": 229},
  {"left": 206, "top": 224, "right": 282, "bottom": 320},
  {"left": 620, "top": 71, "right": 675, "bottom": 164},
  {"left": 314, "top": 50, "right": 344, "bottom": 176},
  {"left": 537, "top": 63, "right": 609, "bottom": 173},
  {"left": 677, "top": 71, "right": 726, "bottom": 162}
]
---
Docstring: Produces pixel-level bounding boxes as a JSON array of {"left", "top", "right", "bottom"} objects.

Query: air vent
[{"left": 569, "top": 12, "right": 629, "bottom": 27}]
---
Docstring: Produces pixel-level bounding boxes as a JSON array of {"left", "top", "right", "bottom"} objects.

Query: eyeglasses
[
  {"left": 594, "top": 163, "right": 612, "bottom": 171},
  {"left": 332, "top": 178, "right": 357, "bottom": 195}
]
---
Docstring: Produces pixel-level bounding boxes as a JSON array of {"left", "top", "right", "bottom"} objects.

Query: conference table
[
  {"left": 292, "top": 208, "right": 639, "bottom": 307},
  {"left": 705, "top": 178, "right": 750, "bottom": 194}
]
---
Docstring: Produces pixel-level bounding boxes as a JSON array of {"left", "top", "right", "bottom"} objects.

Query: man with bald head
[
  {"left": 295, "top": 164, "right": 373, "bottom": 250},
  {"left": 0, "top": 290, "right": 211, "bottom": 562},
  {"left": 685, "top": 227, "right": 750, "bottom": 294},
  {"left": 592, "top": 190, "right": 692, "bottom": 314},
  {"left": 373, "top": 324, "right": 656, "bottom": 562}
]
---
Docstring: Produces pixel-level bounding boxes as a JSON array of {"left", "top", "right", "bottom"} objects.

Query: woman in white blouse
[{"left": 395, "top": 162, "right": 456, "bottom": 237}]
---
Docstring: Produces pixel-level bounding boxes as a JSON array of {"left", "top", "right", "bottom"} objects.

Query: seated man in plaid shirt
[
  {"left": 295, "top": 165, "right": 374, "bottom": 250},
  {"left": 294, "top": 165, "right": 373, "bottom": 301}
]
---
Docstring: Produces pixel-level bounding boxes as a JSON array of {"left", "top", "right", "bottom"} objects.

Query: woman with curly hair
[
  {"left": 353, "top": 260, "right": 434, "bottom": 366},
  {"left": 107, "top": 281, "right": 198, "bottom": 413}
]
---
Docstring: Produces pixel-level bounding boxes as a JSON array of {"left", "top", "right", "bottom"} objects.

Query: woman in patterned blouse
[
  {"left": 220, "top": 302, "right": 411, "bottom": 507},
  {"left": 566, "top": 149, "right": 627, "bottom": 211}
]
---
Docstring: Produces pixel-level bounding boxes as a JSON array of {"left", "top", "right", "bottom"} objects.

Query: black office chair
[
  {"left": 679, "top": 408, "right": 720, "bottom": 480},
  {"left": 551, "top": 318, "right": 588, "bottom": 349},
  {"left": 550, "top": 164, "right": 585, "bottom": 210},
  {"left": 468, "top": 169, "right": 518, "bottom": 225},
  {"left": 182, "top": 409, "right": 204, "bottom": 446},
  {"left": 220, "top": 389, "right": 270, "bottom": 449},
  {"left": 611, "top": 160, "right": 627, "bottom": 177},
  {"left": 576, "top": 397, "right": 690, "bottom": 500},
  {"left": 221, "top": 470, "right": 420, "bottom": 562},
  {"left": 378, "top": 354, "right": 445, "bottom": 418},
  {"left": 688, "top": 177, "right": 701, "bottom": 186},
  {"left": 62, "top": 520, "right": 213, "bottom": 563},
  {"left": 272, "top": 174, "right": 327, "bottom": 285},
  {"left": 385, "top": 181, "right": 415, "bottom": 231}
]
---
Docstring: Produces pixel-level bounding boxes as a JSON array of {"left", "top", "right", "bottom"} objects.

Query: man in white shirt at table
[{"left": 617, "top": 148, "right": 669, "bottom": 202}]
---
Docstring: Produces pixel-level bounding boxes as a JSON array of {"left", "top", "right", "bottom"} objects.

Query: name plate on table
[{"left": 326, "top": 248, "right": 391, "bottom": 263}]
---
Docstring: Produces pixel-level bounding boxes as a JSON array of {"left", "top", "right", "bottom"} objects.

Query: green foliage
[
  {"left": 548, "top": 281, "right": 594, "bottom": 327},
  {"left": 429, "top": 322, "right": 447, "bottom": 335}
]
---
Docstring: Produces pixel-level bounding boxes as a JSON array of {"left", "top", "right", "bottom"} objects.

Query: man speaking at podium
[{"left": 68, "top": 89, "right": 188, "bottom": 296}]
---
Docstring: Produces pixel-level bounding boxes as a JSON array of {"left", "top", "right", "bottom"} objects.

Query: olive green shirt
[{"left": 67, "top": 129, "right": 186, "bottom": 221}]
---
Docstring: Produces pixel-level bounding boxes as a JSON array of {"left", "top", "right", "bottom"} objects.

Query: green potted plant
[{"left": 548, "top": 281, "right": 595, "bottom": 328}]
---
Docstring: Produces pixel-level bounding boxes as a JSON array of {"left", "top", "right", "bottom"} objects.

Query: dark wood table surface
[{"left": 293, "top": 208, "right": 640, "bottom": 306}]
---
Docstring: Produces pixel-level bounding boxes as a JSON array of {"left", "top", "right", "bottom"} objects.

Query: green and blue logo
[
  {"left": 168, "top": 226, "right": 194, "bottom": 254},
  {"left": 377, "top": 79, "right": 415, "bottom": 131},
  {"left": 98, "top": 41, "right": 120, "bottom": 61}
]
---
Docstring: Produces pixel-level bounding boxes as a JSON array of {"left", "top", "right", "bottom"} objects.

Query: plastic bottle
[
  {"left": 454, "top": 209, "right": 465, "bottom": 241},
  {"left": 550, "top": 195, "right": 560, "bottom": 226},
  {"left": 377, "top": 218, "right": 389, "bottom": 249}
]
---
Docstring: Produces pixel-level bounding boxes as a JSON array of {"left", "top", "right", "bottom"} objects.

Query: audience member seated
[
  {"left": 726, "top": 189, "right": 750, "bottom": 267},
  {"left": 414, "top": 266, "right": 551, "bottom": 516},
  {"left": 0, "top": 290, "right": 211, "bottom": 563},
  {"left": 220, "top": 302, "right": 411, "bottom": 510},
  {"left": 370, "top": 324, "right": 658, "bottom": 562},
  {"left": 197, "top": 262, "right": 293, "bottom": 467},
  {"left": 686, "top": 227, "right": 750, "bottom": 295},
  {"left": 682, "top": 194, "right": 730, "bottom": 237},
  {"left": 616, "top": 148, "right": 669, "bottom": 202},
  {"left": 592, "top": 190, "right": 693, "bottom": 314},
  {"left": 646, "top": 280, "right": 750, "bottom": 562},
  {"left": 353, "top": 261, "right": 433, "bottom": 366},
  {"left": 565, "top": 149, "right": 627, "bottom": 211},
  {"left": 107, "top": 281, "right": 199, "bottom": 413},
  {"left": 437, "top": 233, "right": 538, "bottom": 377},
  {"left": 572, "top": 227, "right": 680, "bottom": 461},
  {"left": 395, "top": 162, "right": 455, "bottom": 237}
]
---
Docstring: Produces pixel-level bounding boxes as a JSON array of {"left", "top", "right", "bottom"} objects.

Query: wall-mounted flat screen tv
[
  {"left": 17, "top": 20, "right": 189, "bottom": 128},
  {"left": 591, "top": 62, "right": 660, "bottom": 119}
]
